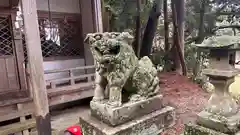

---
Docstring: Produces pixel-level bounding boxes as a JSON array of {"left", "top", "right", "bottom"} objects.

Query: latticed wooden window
[
  {"left": 22, "top": 13, "right": 84, "bottom": 62},
  {"left": 0, "top": 16, "right": 13, "bottom": 56},
  {"left": 38, "top": 17, "right": 84, "bottom": 59}
]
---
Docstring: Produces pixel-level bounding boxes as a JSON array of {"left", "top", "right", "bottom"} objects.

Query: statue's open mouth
[
  {"left": 95, "top": 44, "right": 120, "bottom": 56},
  {"left": 109, "top": 45, "right": 120, "bottom": 55},
  {"left": 95, "top": 44, "right": 120, "bottom": 67}
]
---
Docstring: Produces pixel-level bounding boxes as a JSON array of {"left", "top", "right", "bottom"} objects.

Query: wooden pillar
[
  {"left": 79, "top": 0, "right": 95, "bottom": 73},
  {"left": 93, "top": 0, "right": 103, "bottom": 32},
  {"left": 21, "top": 0, "right": 51, "bottom": 135},
  {"left": 11, "top": 13, "right": 27, "bottom": 91},
  {"left": 101, "top": 0, "right": 110, "bottom": 32}
]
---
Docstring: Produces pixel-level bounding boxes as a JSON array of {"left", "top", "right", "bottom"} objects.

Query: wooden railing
[{"left": 44, "top": 65, "right": 95, "bottom": 89}]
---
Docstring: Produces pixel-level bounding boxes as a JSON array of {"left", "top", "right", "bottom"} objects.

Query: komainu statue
[{"left": 84, "top": 32, "right": 160, "bottom": 107}]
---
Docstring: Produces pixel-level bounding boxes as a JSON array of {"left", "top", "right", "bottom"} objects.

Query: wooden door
[
  {"left": 0, "top": 56, "right": 20, "bottom": 92},
  {"left": 0, "top": 15, "right": 22, "bottom": 96}
]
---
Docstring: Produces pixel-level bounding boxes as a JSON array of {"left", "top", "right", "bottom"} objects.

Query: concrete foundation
[{"left": 79, "top": 106, "right": 175, "bottom": 135}]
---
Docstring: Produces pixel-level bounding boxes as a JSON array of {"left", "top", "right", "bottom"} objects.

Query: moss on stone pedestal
[{"left": 184, "top": 123, "right": 227, "bottom": 135}]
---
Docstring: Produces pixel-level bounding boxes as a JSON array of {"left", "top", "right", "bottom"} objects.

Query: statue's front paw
[
  {"left": 107, "top": 101, "right": 122, "bottom": 107},
  {"left": 129, "top": 94, "right": 146, "bottom": 102},
  {"left": 92, "top": 96, "right": 104, "bottom": 102}
]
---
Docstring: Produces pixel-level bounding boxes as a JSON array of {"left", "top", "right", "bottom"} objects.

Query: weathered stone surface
[
  {"left": 184, "top": 123, "right": 228, "bottom": 135},
  {"left": 185, "top": 33, "right": 240, "bottom": 135},
  {"left": 82, "top": 32, "right": 176, "bottom": 134},
  {"left": 90, "top": 95, "right": 163, "bottom": 126},
  {"left": 203, "top": 75, "right": 238, "bottom": 117},
  {"left": 197, "top": 110, "right": 240, "bottom": 134},
  {"left": 84, "top": 32, "right": 159, "bottom": 107},
  {"left": 203, "top": 69, "right": 240, "bottom": 78},
  {"left": 79, "top": 106, "right": 175, "bottom": 135}
]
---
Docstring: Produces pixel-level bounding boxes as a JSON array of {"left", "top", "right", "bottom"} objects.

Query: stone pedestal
[
  {"left": 79, "top": 95, "right": 175, "bottom": 135},
  {"left": 90, "top": 95, "right": 164, "bottom": 126},
  {"left": 79, "top": 106, "right": 175, "bottom": 135},
  {"left": 184, "top": 35, "right": 240, "bottom": 135},
  {"left": 81, "top": 32, "right": 176, "bottom": 135},
  {"left": 184, "top": 69, "right": 240, "bottom": 135},
  {"left": 184, "top": 123, "right": 228, "bottom": 135},
  {"left": 197, "top": 111, "right": 240, "bottom": 133}
]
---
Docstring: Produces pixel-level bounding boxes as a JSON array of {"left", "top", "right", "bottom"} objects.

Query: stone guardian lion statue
[{"left": 84, "top": 32, "right": 160, "bottom": 107}]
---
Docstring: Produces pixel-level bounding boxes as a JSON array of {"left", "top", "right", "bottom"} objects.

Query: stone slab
[
  {"left": 197, "top": 110, "right": 240, "bottom": 134},
  {"left": 203, "top": 69, "right": 240, "bottom": 78},
  {"left": 79, "top": 106, "right": 175, "bottom": 135},
  {"left": 184, "top": 123, "right": 228, "bottom": 135},
  {"left": 90, "top": 94, "right": 163, "bottom": 126}
]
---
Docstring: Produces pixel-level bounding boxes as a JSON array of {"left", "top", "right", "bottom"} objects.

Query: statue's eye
[
  {"left": 111, "top": 34, "right": 116, "bottom": 38},
  {"left": 94, "top": 35, "right": 102, "bottom": 40},
  {"left": 95, "top": 47, "right": 100, "bottom": 52},
  {"left": 94, "top": 47, "right": 103, "bottom": 55}
]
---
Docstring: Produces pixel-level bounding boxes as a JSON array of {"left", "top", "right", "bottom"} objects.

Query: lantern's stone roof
[
  {"left": 195, "top": 35, "right": 240, "bottom": 49},
  {"left": 203, "top": 68, "right": 240, "bottom": 78}
]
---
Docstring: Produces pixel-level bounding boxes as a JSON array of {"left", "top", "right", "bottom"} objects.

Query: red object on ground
[{"left": 65, "top": 125, "right": 82, "bottom": 135}]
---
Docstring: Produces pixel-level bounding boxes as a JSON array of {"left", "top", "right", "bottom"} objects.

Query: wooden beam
[
  {"left": 10, "top": 0, "right": 20, "bottom": 8},
  {"left": 0, "top": 7, "right": 17, "bottom": 15},
  {"left": 17, "top": 104, "right": 30, "bottom": 135},
  {"left": 93, "top": 0, "right": 103, "bottom": 32},
  {"left": 20, "top": 0, "right": 52, "bottom": 135},
  {"left": 37, "top": 10, "right": 80, "bottom": 20},
  {"left": 79, "top": 0, "right": 95, "bottom": 74},
  {"left": 0, "top": 119, "right": 36, "bottom": 135},
  {"left": 0, "top": 108, "right": 33, "bottom": 122},
  {"left": 11, "top": 13, "right": 28, "bottom": 91}
]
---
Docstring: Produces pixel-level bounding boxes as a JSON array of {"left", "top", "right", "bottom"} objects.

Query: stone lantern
[{"left": 184, "top": 35, "right": 240, "bottom": 135}]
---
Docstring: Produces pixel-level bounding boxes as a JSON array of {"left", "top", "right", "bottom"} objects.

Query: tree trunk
[
  {"left": 163, "top": 0, "right": 172, "bottom": 71},
  {"left": 171, "top": 0, "right": 187, "bottom": 76},
  {"left": 175, "top": 0, "right": 185, "bottom": 49},
  {"left": 133, "top": 0, "right": 141, "bottom": 58},
  {"left": 172, "top": 0, "right": 185, "bottom": 73},
  {"left": 193, "top": 0, "right": 206, "bottom": 79},
  {"left": 196, "top": 0, "right": 206, "bottom": 44},
  {"left": 164, "top": 0, "right": 169, "bottom": 52},
  {"left": 139, "top": 0, "right": 163, "bottom": 58}
]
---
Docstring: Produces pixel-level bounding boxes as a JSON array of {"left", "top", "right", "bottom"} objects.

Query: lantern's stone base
[
  {"left": 79, "top": 106, "right": 175, "bottom": 135},
  {"left": 184, "top": 123, "right": 228, "bottom": 135},
  {"left": 90, "top": 95, "right": 163, "bottom": 126},
  {"left": 184, "top": 110, "right": 240, "bottom": 135},
  {"left": 197, "top": 111, "right": 240, "bottom": 133}
]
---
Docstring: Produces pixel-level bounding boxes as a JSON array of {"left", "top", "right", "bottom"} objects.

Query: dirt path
[{"left": 159, "top": 72, "right": 209, "bottom": 135}]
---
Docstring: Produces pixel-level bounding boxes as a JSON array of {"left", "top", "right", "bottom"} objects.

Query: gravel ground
[{"left": 159, "top": 72, "right": 210, "bottom": 135}]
